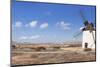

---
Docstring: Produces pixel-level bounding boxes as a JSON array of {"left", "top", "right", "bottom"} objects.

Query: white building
[{"left": 82, "top": 30, "right": 95, "bottom": 48}]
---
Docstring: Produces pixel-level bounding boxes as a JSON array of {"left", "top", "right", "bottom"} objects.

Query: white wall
[{"left": 82, "top": 31, "right": 95, "bottom": 48}]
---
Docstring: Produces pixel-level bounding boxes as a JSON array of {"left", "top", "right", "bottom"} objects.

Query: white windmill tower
[{"left": 74, "top": 11, "right": 96, "bottom": 49}]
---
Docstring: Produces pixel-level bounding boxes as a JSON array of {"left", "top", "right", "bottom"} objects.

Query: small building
[{"left": 82, "top": 30, "right": 95, "bottom": 48}]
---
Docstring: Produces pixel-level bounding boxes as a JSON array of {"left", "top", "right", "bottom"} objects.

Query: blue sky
[{"left": 12, "top": 0, "right": 96, "bottom": 43}]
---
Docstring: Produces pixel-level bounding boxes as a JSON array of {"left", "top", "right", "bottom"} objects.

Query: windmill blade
[
  {"left": 73, "top": 31, "right": 82, "bottom": 38},
  {"left": 93, "top": 22, "right": 96, "bottom": 28},
  {"left": 79, "top": 10, "right": 89, "bottom": 27},
  {"left": 93, "top": 18, "right": 96, "bottom": 28},
  {"left": 80, "top": 10, "right": 86, "bottom": 21}
]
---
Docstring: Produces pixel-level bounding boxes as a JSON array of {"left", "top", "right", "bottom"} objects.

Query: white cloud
[
  {"left": 29, "top": 21, "right": 38, "bottom": 28},
  {"left": 19, "top": 35, "right": 40, "bottom": 40},
  {"left": 20, "top": 36, "right": 28, "bottom": 40},
  {"left": 14, "top": 21, "right": 22, "bottom": 27},
  {"left": 14, "top": 20, "right": 38, "bottom": 28},
  {"left": 56, "top": 21, "right": 70, "bottom": 30},
  {"left": 40, "top": 23, "right": 48, "bottom": 29},
  {"left": 30, "top": 35, "right": 40, "bottom": 39}
]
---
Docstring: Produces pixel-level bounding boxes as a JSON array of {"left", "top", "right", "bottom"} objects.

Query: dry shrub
[
  {"left": 35, "top": 47, "right": 46, "bottom": 51},
  {"left": 12, "top": 45, "right": 16, "bottom": 49},
  {"left": 84, "top": 48, "right": 92, "bottom": 51},
  {"left": 53, "top": 46, "right": 60, "bottom": 50},
  {"left": 68, "top": 44, "right": 81, "bottom": 47}
]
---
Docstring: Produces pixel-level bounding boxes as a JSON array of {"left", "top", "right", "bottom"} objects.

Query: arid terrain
[{"left": 11, "top": 43, "right": 96, "bottom": 66}]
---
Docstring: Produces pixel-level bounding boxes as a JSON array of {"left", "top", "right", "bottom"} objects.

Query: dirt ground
[{"left": 11, "top": 45, "right": 96, "bottom": 66}]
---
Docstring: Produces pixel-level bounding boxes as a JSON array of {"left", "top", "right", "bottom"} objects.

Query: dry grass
[{"left": 11, "top": 44, "right": 96, "bottom": 66}]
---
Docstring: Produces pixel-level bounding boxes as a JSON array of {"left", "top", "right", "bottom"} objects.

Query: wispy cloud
[
  {"left": 14, "top": 21, "right": 22, "bottom": 28},
  {"left": 19, "top": 35, "right": 40, "bottom": 40},
  {"left": 30, "top": 35, "right": 40, "bottom": 39},
  {"left": 19, "top": 36, "right": 28, "bottom": 40},
  {"left": 40, "top": 23, "right": 48, "bottom": 29},
  {"left": 56, "top": 21, "right": 70, "bottom": 30}
]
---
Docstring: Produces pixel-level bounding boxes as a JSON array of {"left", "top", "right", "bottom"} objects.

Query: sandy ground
[{"left": 11, "top": 46, "right": 96, "bottom": 66}]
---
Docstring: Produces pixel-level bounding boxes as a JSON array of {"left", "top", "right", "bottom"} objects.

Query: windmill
[{"left": 73, "top": 10, "right": 96, "bottom": 49}]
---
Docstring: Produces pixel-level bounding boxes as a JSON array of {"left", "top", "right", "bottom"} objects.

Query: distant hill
[{"left": 11, "top": 40, "right": 82, "bottom": 46}]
